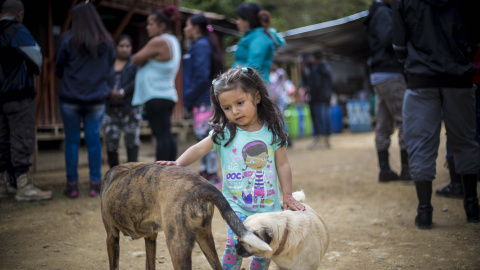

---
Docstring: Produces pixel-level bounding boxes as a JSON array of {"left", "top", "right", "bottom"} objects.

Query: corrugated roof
[{"left": 276, "top": 11, "right": 370, "bottom": 62}]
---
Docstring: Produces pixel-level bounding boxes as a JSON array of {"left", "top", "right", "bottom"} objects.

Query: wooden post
[
  {"left": 47, "top": 0, "right": 56, "bottom": 125},
  {"left": 62, "top": 0, "right": 78, "bottom": 33},
  {"left": 112, "top": 0, "right": 142, "bottom": 39}
]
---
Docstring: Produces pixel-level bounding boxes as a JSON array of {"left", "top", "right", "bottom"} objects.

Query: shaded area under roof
[{"left": 276, "top": 11, "right": 370, "bottom": 62}]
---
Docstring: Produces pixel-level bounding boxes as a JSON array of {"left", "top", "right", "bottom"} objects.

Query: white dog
[{"left": 235, "top": 191, "right": 329, "bottom": 270}]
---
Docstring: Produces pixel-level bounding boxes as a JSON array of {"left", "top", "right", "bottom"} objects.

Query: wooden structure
[{"left": 22, "top": 0, "right": 237, "bottom": 141}]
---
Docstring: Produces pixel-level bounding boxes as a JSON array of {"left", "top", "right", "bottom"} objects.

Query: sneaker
[
  {"left": 308, "top": 138, "right": 320, "bottom": 150},
  {"left": 199, "top": 171, "right": 209, "bottom": 179},
  {"left": 89, "top": 181, "right": 101, "bottom": 197},
  {"left": 15, "top": 172, "right": 52, "bottom": 201},
  {"left": 63, "top": 182, "right": 79, "bottom": 198}
]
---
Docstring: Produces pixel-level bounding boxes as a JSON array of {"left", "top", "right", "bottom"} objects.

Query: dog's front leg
[
  {"left": 106, "top": 233, "right": 120, "bottom": 270},
  {"left": 144, "top": 234, "right": 157, "bottom": 270}
]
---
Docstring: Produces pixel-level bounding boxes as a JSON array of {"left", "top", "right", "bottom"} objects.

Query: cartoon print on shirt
[{"left": 241, "top": 140, "right": 272, "bottom": 209}]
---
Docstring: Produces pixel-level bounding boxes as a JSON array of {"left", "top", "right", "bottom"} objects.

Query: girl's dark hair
[
  {"left": 70, "top": 2, "right": 113, "bottom": 58},
  {"left": 210, "top": 67, "right": 287, "bottom": 147},
  {"left": 115, "top": 34, "right": 132, "bottom": 46},
  {"left": 235, "top": 2, "right": 271, "bottom": 30},
  {"left": 188, "top": 14, "right": 225, "bottom": 80},
  {"left": 151, "top": 5, "right": 178, "bottom": 31}
]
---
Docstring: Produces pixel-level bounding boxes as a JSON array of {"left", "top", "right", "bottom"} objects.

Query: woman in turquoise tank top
[{"left": 132, "top": 6, "right": 181, "bottom": 161}]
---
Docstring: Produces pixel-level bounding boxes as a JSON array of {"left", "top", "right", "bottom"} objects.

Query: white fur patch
[
  {"left": 292, "top": 190, "right": 305, "bottom": 202},
  {"left": 243, "top": 232, "right": 272, "bottom": 251}
]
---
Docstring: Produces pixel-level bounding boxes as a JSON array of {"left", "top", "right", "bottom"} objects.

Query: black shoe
[
  {"left": 379, "top": 170, "right": 400, "bottom": 182},
  {"left": 415, "top": 204, "right": 433, "bottom": 230},
  {"left": 399, "top": 169, "right": 412, "bottom": 181},
  {"left": 435, "top": 183, "right": 463, "bottom": 199},
  {"left": 89, "top": 181, "right": 101, "bottom": 197}
]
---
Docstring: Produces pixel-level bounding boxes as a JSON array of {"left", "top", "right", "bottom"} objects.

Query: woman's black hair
[
  {"left": 150, "top": 5, "right": 178, "bottom": 31},
  {"left": 188, "top": 14, "right": 225, "bottom": 80},
  {"left": 210, "top": 67, "right": 288, "bottom": 147},
  {"left": 70, "top": 2, "right": 113, "bottom": 58},
  {"left": 235, "top": 2, "right": 276, "bottom": 47},
  {"left": 235, "top": 2, "right": 271, "bottom": 30},
  {"left": 114, "top": 34, "right": 132, "bottom": 46}
]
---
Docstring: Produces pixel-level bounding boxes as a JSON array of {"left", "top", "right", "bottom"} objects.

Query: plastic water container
[
  {"left": 346, "top": 100, "right": 371, "bottom": 132},
  {"left": 329, "top": 105, "right": 343, "bottom": 133},
  {"left": 284, "top": 104, "right": 313, "bottom": 139}
]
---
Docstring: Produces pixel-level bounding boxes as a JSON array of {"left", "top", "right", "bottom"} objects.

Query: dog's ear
[{"left": 256, "top": 227, "right": 273, "bottom": 244}]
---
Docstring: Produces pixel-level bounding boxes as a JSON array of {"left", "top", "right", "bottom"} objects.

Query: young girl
[{"left": 157, "top": 66, "right": 304, "bottom": 270}]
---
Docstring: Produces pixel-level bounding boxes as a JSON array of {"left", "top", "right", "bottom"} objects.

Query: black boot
[
  {"left": 377, "top": 150, "right": 399, "bottom": 182},
  {"left": 127, "top": 145, "right": 139, "bottom": 163},
  {"left": 399, "top": 149, "right": 412, "bottom": 181},
  {"left": 461, "top": 174, "right": 479, "bottom": 223},
  {"left": 107, "top": 151, "right": 119, "bottom": 169},
  {"left": 436, "top": 160, "right": 463, "bottom": 198},
  {"left": 415, "top": 181, "right": 433, "bottom": 229}
]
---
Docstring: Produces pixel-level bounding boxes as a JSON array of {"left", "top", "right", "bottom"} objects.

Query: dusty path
[{"left": 1, "top": 129, "right": 479, "bottom": 269}]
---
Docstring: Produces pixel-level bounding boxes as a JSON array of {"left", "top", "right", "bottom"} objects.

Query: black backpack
[{"left": 0, "top": 20, "right": 32, "bottom": 95}]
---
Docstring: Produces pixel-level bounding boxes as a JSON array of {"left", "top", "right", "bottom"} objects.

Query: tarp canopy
[{"left": 276, "top": 11, "right": 370, "bottom": 62}]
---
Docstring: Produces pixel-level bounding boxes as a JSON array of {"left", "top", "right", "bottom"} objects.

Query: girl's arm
[
  {"left": 132, "top": 36, "right": 170, "bottom": 66},
  {"left": 275, "top": 147, "right": 305, "bottom": 211},
  {"left": 156, "top": 136, "right": 214, "bottom": 167}
]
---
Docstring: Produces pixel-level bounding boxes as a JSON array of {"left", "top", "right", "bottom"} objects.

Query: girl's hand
[
  {"left": 283, "top": 194, "right": 306, "bottom": 211},
  {"left": 156, "top": 160, "right": 180, "bottom": 166}
]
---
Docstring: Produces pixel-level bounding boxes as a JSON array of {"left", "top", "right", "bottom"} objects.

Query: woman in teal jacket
[{"left": 233, "top": 2, "right": 285, "bottom": 82}]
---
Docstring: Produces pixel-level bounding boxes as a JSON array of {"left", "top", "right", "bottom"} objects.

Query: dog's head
[
  {"left": 235, "top": 213, "right": 285, "bottom": 258},
  {"left": 236, "top": 226, "right": 274, "bottom": 257}
]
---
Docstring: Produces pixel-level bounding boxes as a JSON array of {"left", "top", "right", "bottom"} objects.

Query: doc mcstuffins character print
[{"left": 241, "top": 140, "right": 273, "bottom": 209}]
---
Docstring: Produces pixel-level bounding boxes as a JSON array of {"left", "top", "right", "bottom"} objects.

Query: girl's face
[
  {"left": 116, "top": 39, "right": 132, "bottom": 60},
  {"left": 183, "top": 19, "right": 198, "bottom": 40},
  {"left": 235, "top": 17, "right": 249, "bottom": 33},
  {"left": 146, "top": 15, "right": 163, "bottom": 37},
  {"left": 245, "top": 152, "right": 269, "bottom": 170},
  {"left": 218, "top": 87, "right": 262, "bottom": 131}
]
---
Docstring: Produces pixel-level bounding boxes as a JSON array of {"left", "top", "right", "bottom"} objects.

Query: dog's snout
[{"left": 235, "top": 243, "right": 251, "bottom": 257}]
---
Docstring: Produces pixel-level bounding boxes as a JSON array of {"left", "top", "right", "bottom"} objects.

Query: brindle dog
[{"left": 101, "top": 162, "right": 271, "bottom": 270}]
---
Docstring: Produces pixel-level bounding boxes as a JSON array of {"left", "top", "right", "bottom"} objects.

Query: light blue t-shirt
[
  {"left": 210, "top": 125, "right": 282, "bottom": 216},
  {"left": 132, "top": 34, "right": 180, "bottom": 105}
]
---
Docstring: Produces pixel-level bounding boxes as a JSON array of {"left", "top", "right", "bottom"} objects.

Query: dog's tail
[
  {"left": 200, "top": 183, "right": 272, "bottom": 252},
  {"left": 292, "top": 190, "right": 306, "bottom": 202}
]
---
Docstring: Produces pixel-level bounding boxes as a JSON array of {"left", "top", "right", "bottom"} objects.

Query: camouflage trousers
[
  {"left": 103, "top": 106, "right": 143, "bottom": 152},
  {"left": 373, "top": 76, "right": 407, "bottom": 151}
]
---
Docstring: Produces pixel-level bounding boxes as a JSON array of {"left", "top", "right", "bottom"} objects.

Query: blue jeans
[
  {"left": 60, "top": 102, "right": 105, "bottom": 183},
  {"left": 312, "top": 102, "right": 331, "bottom": 136}
]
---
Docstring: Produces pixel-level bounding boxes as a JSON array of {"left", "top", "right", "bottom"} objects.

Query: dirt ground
[{"left": 1, "top": 128, "right": 479, "bottom": 270}]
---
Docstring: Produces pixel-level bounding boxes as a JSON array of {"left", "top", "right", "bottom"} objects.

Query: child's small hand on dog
[
  {"left": 156, "top": 160, "right": 180, "bottom": 166},
  {"left": 283, "top": 194, "right": 306, "bottom": 211}
]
